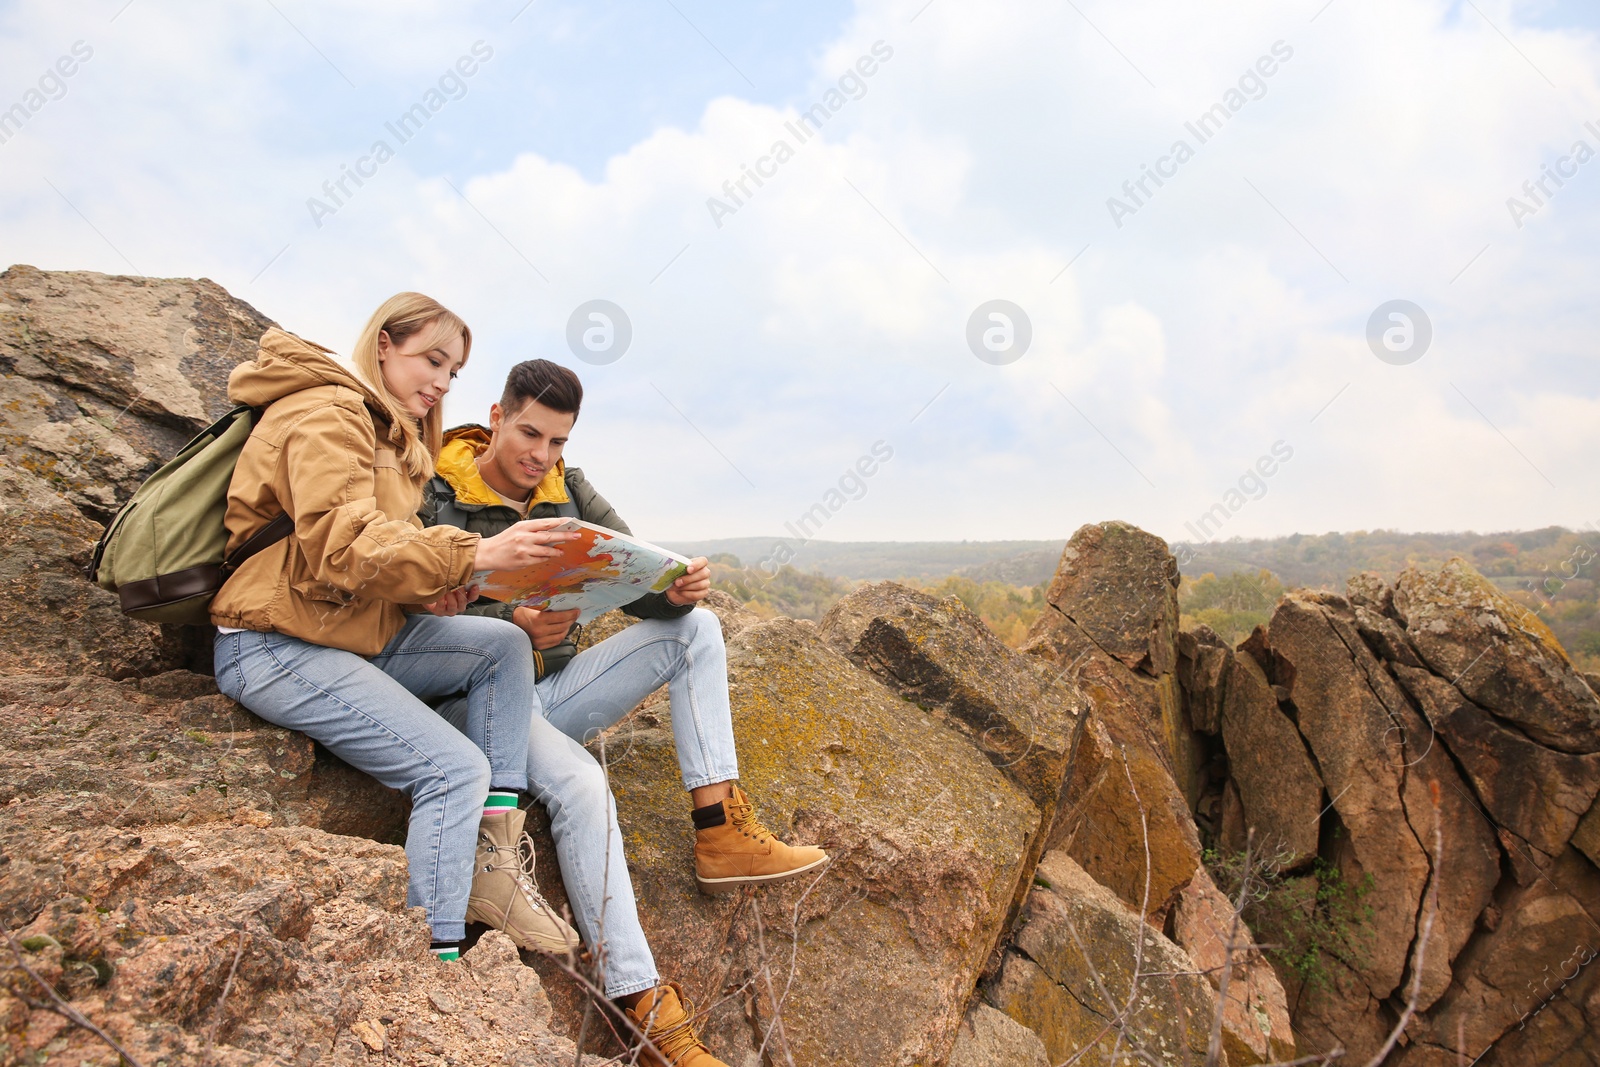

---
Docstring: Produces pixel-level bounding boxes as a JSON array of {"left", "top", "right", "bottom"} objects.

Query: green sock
[
  {"left": 430, "top": 941, "right": 460, "bottom": 962},
  {"left": 483, "top": 790, "right": 520, "bottom": 818}
]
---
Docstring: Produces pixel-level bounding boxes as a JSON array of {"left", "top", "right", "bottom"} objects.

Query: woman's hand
[
  {"left": 424, "top": 584, "right": 479, "bottom": 617},
  {"left": 474, "top": 518, "right": 581, "bottom": 572}
]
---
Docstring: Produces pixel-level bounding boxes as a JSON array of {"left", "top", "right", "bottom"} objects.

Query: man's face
[{"left": 483, "top": 398, "right": 577, "bottom": 495}]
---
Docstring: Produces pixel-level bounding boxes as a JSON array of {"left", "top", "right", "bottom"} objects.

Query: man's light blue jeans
[
  {"left": 213, "top": 614, "right": 538, "bottom": 943},
  {"left": 439, "top": 607, "right": 740, "bottom": 999}
]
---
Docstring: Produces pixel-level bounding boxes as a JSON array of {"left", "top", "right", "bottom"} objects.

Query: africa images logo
[
  {"left": 1366, "top": 300, "right": 1432, "bottom": 366},
  {"left": 1106, "top": 40, "right": 1293, "bottom": 228},
  {"left": 705, "top": 41, "right": 895, "bottom": 228}
]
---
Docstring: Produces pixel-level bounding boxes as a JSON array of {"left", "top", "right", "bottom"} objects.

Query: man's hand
[
  {"left": 664, "top": 557, "right": 711, "bottom": 606},
  {"left": 513, "top": 605, "right": 581, "bottom": 650}
]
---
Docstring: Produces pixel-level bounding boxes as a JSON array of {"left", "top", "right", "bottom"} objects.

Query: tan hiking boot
[
  {"left": 693, "top": 784, "right": 829, "bottom": 894},
  {"left": 465, "top": 806, "right": 580, "bottom": 954},
  {"left": 625, "top": 982, "right": 728, "bottom": 1067}
]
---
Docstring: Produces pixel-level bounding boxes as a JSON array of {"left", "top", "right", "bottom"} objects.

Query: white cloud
[{"left": 2, "top": 0, "right": 1598, "bottom": 544}]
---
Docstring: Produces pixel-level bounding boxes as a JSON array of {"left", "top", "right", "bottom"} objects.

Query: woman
[{"left": 211, "top": 292, "right": 578, "bottom": 961}]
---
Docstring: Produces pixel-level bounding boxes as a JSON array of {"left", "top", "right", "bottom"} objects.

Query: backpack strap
[
  {"left": 216, "top": 402, "right": 378, "bottom": 575},
  {"left": 554, "top": 472, "right": 582, "bottom": 519},
  {"left": 220, "top": 511, "right": 295, "bottom": 577}
]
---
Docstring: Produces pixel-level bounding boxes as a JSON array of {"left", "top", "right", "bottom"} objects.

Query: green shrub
[{"left": 1203, "top": 844, "right": 1376, "bottom": 992}]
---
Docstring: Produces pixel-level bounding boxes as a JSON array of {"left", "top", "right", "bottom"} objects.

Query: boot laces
[
  {"left": 483, "top": 831, "right": 557, "bottom": 914},
  {"left": 644, "top": 995, "right": 710, "bottom": 1062},
  {"left": 726, "top": 798, "right": 775, "bottom": 844}
]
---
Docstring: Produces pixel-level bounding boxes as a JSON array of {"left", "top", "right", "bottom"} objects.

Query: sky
[{"left": 2, "top": 0, "right": 1599, "bottom": 546}]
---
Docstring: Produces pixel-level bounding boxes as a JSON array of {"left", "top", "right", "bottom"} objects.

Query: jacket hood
[
  {"left": 437, "top": 424, "right": 569, "bottom": 509},
  {"left": 229, "top": 327, "right": 386, "bottom": 410}
]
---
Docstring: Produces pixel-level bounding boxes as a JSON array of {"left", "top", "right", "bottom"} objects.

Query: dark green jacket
[{"left": 419, "top": 426, "right": 691, "bottom": 678}]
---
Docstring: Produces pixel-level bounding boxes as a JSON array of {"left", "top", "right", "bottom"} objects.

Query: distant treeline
[
  {"left": 701, "top": 526, "right": 1600, "bottom": 670},
  {"left": 705, "top": 556, "right": 1046, "bottom": 648},
  {"left": 1177, "top": 527, "right": 1600, "bottom": 670}
]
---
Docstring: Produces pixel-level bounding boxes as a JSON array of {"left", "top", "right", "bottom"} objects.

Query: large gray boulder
[
  {"left": 1394, "top": 559, "right": 1600, "bottom": 753},
  {"left": 0, "top": 264, "right": 273, "bottom": 521}
]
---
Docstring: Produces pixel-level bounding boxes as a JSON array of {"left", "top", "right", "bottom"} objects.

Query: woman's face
[{"left": 376, "top": 323, "right": 467, "bottom": 420}]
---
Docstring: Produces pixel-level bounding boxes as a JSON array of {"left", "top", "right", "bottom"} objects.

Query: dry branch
[
  {"left": 201, "top": 928, "right": 246, "bottom": 1065},
  {"left": 1, "top": 917, "right": 147, "bottom": 1067}
]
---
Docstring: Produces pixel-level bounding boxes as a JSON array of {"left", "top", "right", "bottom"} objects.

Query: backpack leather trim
[
  {"left": 116, "top": 511, "right": 295, "bottom": 613},
  {"left": 118, "top": 564, "right": 223, "bottom": 612}
]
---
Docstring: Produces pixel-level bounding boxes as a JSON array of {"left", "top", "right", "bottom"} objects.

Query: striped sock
[
  {"left": 430, "top": 941, "right": 460, "bottom": 962},
  {"left": 483, "top": 790, "right": 520, "bottom": 818}
]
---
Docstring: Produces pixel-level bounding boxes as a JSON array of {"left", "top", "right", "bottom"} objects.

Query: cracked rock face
[
  {"left": 0, "top": 266, "right": 274, "bottom": 681},
  {"left": 1217, "top": 644, "right": 1322, "bottom": 872},
  {"left": 1034, "top": 520, "right": 1180, "bottom": 677},
  {"left": 985, "top": 851, "right": 1218, "bottom": 1064},
  {"left": 1269, "top": 593, "right": 1498, "bottom": 1012},
  {"left": 1392, "top": 849, "right": 1600, "bottom": 1067},
  {"left": 1174, "top": 561, "right": 1600, "bottom": 1065},
  {"left": 1393, "top": 661, "right": 1600, "bottom": 884}
]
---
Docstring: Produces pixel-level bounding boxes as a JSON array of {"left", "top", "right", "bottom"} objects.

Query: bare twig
[
  {"left": 202, "top": 928, "right": 247, "bottom": 1065},
  {"left": 523, "top": 941, "right": 654, "bottom": 1061},
  {"left": 1106, "top": 743, "right": 1156, "bottom": 1067},
  {"left": 571, "top": 999, "right": 593, "bottom": 1067},
  {"left": 1058, "top": 915, "right": 1166, "bottom": 1067},
  {"left": 1052, "top": 750, "right": 1164, "bottom": 1067},
  {"left": 1206, "top": 828, "right": 1256, "bottom": 1067},
  {"left": 762, "top": 863, "right": 832, "bottom": 1030},
  {"left": 1361, "top": 784, "right": 1443, "bottom": 1067},
  {"left": 1262, "top": 1049, "right": 1347, "bottom": 1067},
  {"left": 748, "top": 897, "right": 795, "bottom": 1067},
  {"left": 1, "top": 918, "right": 147, "bottom": 1067}
]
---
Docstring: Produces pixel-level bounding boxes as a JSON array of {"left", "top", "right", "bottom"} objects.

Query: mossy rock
[{"left": 530, "top": 617, "right": 1040, "bottom": 1066}]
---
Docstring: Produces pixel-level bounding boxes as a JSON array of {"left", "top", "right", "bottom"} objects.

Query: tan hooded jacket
[{"left": 210, "top": 328, "right": 480, "bottom": 655}]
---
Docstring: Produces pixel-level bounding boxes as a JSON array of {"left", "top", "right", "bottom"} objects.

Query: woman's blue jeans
[{"left": 213, "top": 614, "right": 538, "bottom": 942}]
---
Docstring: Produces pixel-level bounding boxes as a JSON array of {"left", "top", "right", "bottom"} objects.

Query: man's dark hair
[{"left": 500, "top": 359, "right": 583, "bottom": 418}]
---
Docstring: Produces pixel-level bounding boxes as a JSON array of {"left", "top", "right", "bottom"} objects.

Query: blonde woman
[{"left": 211, "top": 293, "right": 578, "bottom": 961}]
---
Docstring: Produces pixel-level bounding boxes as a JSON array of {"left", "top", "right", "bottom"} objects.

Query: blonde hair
[{"left": 351, "top": 293, "right": 472, "bottom": 483}]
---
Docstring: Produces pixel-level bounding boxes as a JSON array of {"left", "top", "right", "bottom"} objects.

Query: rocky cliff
[{"left": 2, "top": 267, "right": 1596, "bottom": 1066}]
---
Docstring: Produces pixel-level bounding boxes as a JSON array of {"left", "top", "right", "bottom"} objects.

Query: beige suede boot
[
  {"left": 465, "top": 806, "right": 580, "bottom": 954},
  {"left": 693, "top": 784, "right": 829, "bottom": 894}
]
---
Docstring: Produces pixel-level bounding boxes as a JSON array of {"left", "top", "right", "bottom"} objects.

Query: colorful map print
[{"left": 471, "top": 520, "right": 692, "bottom": 624}]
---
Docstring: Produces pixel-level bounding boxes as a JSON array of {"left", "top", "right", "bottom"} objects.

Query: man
[{"left": 421, "top": 359, "right": 827, "bottom": 1067}]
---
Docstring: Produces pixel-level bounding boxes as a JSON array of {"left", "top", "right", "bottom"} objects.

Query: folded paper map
[{"left": 469, "top": 520, "right": 693, "bottom": 625}]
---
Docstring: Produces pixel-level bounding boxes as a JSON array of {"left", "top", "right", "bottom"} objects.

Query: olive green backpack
[{"left": 89, "top": 405, "right": 292, "bottom": 624}]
